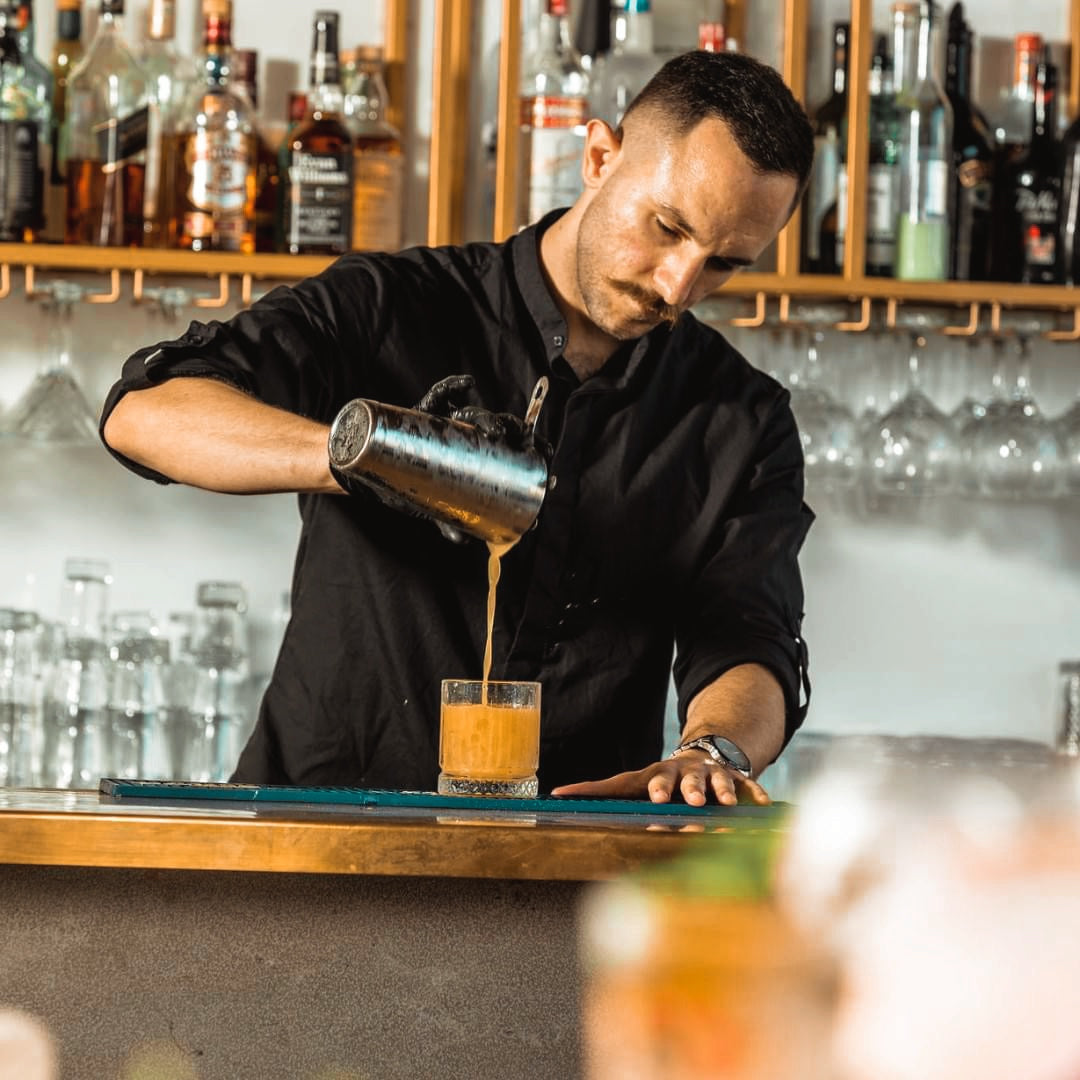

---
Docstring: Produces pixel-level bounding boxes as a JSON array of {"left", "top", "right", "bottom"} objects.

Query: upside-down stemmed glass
[
  {"left": 5, "top": 281, "right": 99, "bottom": 444},
  {"left": 969, "top": 336, "right": 1063, "bottom": 500},
  {"left": 861, "top": 333, "right": 959, "bottom": 496}
]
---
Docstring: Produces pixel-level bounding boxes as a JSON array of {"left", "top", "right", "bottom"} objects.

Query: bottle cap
[
  {"left": 1016, "top": 32, "right": 1044, "bottom": 53},
  {"left": 310, "top": 11, "right": 342, "bottom": 86},
  {"left": 697, "top": 22, "right": 725, "bottom": 52},
  {"left": 56, "top": 0, "right": 80, "bottom": 11},
  {"left": 100, "top": 0, "right": 124, "bottom": 14}
]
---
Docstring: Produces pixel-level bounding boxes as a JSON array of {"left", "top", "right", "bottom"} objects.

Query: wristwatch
[{"left": 668, "top": 734, "right": 753, "bottom": 778}]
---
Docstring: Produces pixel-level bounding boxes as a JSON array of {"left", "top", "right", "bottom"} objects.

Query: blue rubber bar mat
[{"left": 98, "top": 778, "right": 786, "bottom": 818}]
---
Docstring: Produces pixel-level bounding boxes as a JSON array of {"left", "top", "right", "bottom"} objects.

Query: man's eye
[
  {"left": 655, "top": 218, "right": 678, "bottom": 237},
  {"left": 707, "top": 257, "right": 736, "bottom": 274}
]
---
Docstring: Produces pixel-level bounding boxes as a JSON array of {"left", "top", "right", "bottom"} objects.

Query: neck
[{"left": 538, "top": 207, "right": 620, "bottom": 380}]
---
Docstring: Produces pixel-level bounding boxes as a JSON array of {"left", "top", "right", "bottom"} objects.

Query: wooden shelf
[
  {"left": 720, "top": 272, "right": 1080, "bottom": 310},
  {"left": 0, "top": 243, "right": 334, "bottom": 281}
]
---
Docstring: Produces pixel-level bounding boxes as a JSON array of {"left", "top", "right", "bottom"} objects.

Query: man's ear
[{"left": 581, "top": 118, "right": 622, "bottom": 189}]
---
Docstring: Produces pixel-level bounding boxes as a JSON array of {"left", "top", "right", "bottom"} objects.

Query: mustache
[{"left": 612, "top": 281, "right": 681, "bottom": 328}]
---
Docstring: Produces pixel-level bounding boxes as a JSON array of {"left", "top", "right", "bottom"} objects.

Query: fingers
[{"left": 417, "top": 374, "right": 475, "bottom": 415}]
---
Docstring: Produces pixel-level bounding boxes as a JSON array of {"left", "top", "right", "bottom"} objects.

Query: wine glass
[
  {"left": 861, "top": 333, "right": 959, "bottom": 496},
  {"left": 1058, "top": 396, "right": 1080, "bottom": 496},
  {"left": 787, "top": 330, "right": 862, "bottom": 494},
  {"left": 969, "top": 336, "right": 1063, "bottom": 500},
  {"left": 5, "top": 282, "right": 99, "bottom": 444}
]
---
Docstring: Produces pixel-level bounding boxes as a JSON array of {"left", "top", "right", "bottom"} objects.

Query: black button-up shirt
[{"left": 100, "top": 214, "right": 814, "bottom": 791}]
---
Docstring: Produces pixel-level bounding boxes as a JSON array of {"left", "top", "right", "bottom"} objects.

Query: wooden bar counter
[{"left": 0, "top": 789, "right": 784, "bottom": 1080}]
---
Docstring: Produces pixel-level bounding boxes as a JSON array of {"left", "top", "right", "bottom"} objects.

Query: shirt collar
[{"left": 509, "top": 209, "right": 676, "bottom": 391}]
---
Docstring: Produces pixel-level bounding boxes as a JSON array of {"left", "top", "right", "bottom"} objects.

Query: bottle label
[
  {"left": 0, "top": 120, "right": 41, "bottom": 236},
  {"left": 522, "top": 96, "right": 586, "bottom": 223},
  {"left": 521, "top": 94, "right": 586, "bottom": 130},
  {"left": 866, "top": 162, "right": 898, "bottom": 268},
  {"left": 351, "top": 148, "right": 403, "bottom": 252},
  {"left": 1017, "top": 187, "right": 1060, "bottom": 267},
  {"left": 286, "top": 150, "right": 353, "bottom": 250},
  {"left": 805, "top": 131, "right": 840, "bottom": 263},
  {"left": 923, "top": 158, "right": 949, "bottom": 221},
  {"left": 94, "top": 106, "right": 150, "bottom": 163},
  {"left": 181, "top": 129, "right": 253, "bottom": 247}
]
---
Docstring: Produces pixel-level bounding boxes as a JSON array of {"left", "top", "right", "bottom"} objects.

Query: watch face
[{"left": 707, "top": 735, "right": 751, "bottom": 773}]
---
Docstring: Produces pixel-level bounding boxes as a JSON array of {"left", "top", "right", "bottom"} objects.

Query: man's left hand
[{"left": 549, "top": 749, "right": 771, "bottom": 807}]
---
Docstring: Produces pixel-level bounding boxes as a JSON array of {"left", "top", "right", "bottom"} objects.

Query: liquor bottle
[
  {"left": 44, "top": 0, "right": 81, "bottom": 242},
  {"left": 589, "top": 0, "right": 663, "bottom": 130},
  {"left": 280, "top": 11, "right": 353, "bottom": 255},
  {"left": 519, "top": 0, "right": 588, "bottom": 227},
  {"left": 164, "top": 0, "right": 256, "bottom": 252},
  {"left": 699, "top": 0, "right": 725, "bottom": 53},
  {"left": 14, "top": 0, "right": 51, "bottom": 117},
  {"left": 1011, "top": 50, "right": 1061, "bottom": 284},
  {"left": 231, "top": 48, "right": 280, "bottom": 253},
  {"left": 573, "top": 0, "right": 611, "bottom": 73},
  {"left": 866, "top": 35, "right": 900, "bottom": 276},
  {"left": 944, "top": 3, "right": 994, "bottom": 281},
  {"left": 801, "top": 22, "right": 848, "bottom": 274},
  {"left": 0, "top": 0, "right": 44, "bottom": 242},
  {"left": 140, "top": 0, "right": 197, "bottom": 247},
  {"left": 1058, "top": 97, "right": 1080, "bottom": 284},
  {"left": 994, "top": 32, "right": 1042, "bottom": 158},
  {"left": 274, "top": 90, "right": 307, "bottom": 252},
  {"left": 892, "top": 0, "right": 952, "bottom": 281},
  {"left": 342, "top": 44, "right": 404, "bottom": 253},
  {"left": 64, "top": 0, "right": 149, "bottom": 246}
]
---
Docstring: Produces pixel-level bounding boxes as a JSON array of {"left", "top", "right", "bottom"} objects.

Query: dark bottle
[
  {"left": 0, "top": 0, "right": 45, "bottom": 242},
  {"left": 1011, "top": 49, "right": 1062, "bottom": 284},
  {"left": 1059, "top": 99, "right": 1080, "bottom": 284},
  {"left": 801, "top": 21, "right": 848, "bottom": 273},
  {"left": 866, "top": 34, "right": 900, "bottom": 276},
  {"left": 231, "top": 48, "right": 279, "bottom": 253},
  {"left": 945, "top": 3, "right": 994, "bottom": 281},
  {"left": 280, "top": 11, "right": 353, "bottom": 255}
]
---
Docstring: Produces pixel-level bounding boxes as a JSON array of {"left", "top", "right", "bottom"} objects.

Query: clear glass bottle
[
  {"left": 994, "top": 32, "right": 1042, "bottom": 156},
  {"left": 14, "top": 0, "right": 52, "bottom": 128},
  {"left": 190, "top": 581, "right": 250, "bottom": 783},
  {"left": 44, "top": 0, "right": 82, "bottom": 242},
  {"left": 43, "top": 558, "right": 111, "bottom": 789},
  {"left": 0, "top": 0, "right": 46, "bottom": 242},
  {"left": 342, "top": 44, "right": 403, "bottom": 252},
  {"left": 892, "top": 0, "right": 953, "bottom": 281},
  {"left": 163, "top": 0, "right": 255, "bottom": 252},
  {"left": 230, "top": 48, "right": 280, "bottom": 254},
  {"left": 519, "top": 0, "right": 588, "bottom": 227},
  {"left": 63, "top": 0, "right": 148, "bottom": 246},
  {"left": 140, "top": 0, "right": 198, "bottom": 247},
  {"left": 589, "top": 0, "right": 663, "bottom": 130},
  {"left": 106, "top": 611, "right": 168, "bottom": 780},
  {"left": 0, "top": 609, "right": 44, "bottom": 787},
  {"left": 160, "top": 611, "right": 199, "bottom": 779},
  {"left": 280, "top": 11, "right": 353, "bottom": 255},
  {"left": 802, "top": 22, "right": 848, "bottom": 274}
]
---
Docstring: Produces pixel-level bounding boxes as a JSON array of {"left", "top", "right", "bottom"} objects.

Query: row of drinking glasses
[{"left": 783, "top": 330, "right": 1080, "bottom": 500}]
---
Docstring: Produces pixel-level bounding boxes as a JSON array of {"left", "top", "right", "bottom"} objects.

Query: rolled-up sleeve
[
  {"left": 672, "top": 393, "right": 814, "bottom": 749},
  {"left": 98, "top": 256, "right": 385, "bottom": 484}
]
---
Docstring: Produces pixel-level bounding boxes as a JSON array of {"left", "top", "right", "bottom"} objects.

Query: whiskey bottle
[
  {"left": 231, "top": 48, "right": 280, "bottom": 253},
  {"left": 801, "top": 22, "right": 848, "bottom": 273},
  {"left": 519, "top": 0, "right": 588, "bottom": 227},
  {"left": 64, "top": 0, "right": 149, "bottom": 246},
  {"left": 280, "top": 11, "right": 353, "bottom": 255},
  {"left": 140, "top": 0, "right": 197, "bottom": 247},
  {"left": 164, "top": 0, "right": 256, "bottom": 252},
  {"left": 342, "top": 44, "right": 403, "bottom": 252},
  {"left": 44, "top": 0, "right": 81, "bottom": 241},
  {"left": 14, "top": 0, "right": 50, "bottom": 235},
  {"left": 945, "top": 3, "right": 994, "bottom": 281},
  {"left": 0, "top": 0, "right": 45, "bottom": 242}
]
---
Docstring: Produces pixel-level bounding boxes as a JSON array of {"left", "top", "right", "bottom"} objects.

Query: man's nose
[{"left": 652, "top": 254, "right": 704, "bottom": 309}]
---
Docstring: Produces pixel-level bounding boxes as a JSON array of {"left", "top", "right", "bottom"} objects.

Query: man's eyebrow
[{"left": 656, "top": 202, "right": 755, "bottom": 268}]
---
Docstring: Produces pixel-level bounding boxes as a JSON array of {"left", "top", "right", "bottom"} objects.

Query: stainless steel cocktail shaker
[{"left": 327, "top": 378, "right": 549, "bottom": 545}]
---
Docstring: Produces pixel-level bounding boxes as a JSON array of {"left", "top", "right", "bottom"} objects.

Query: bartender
[{"left": 100, "top": 49, "right": 815, "bottom": 806}]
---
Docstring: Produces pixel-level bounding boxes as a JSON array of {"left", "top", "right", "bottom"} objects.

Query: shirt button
[
  {"left": 553, "top": 334, "right": 565, "bottom": 348},
  {"left": 547, "top": 473, "right": 558, "bottom": 491}
]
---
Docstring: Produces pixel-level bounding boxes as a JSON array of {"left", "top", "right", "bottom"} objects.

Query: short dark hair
[{"left": 620, "top": 50, "right": 814, "bottom": 193}]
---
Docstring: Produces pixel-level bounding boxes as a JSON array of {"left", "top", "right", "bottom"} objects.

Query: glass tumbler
[{"left": 438, "top": 679, "right": 541, "bottom": 797}]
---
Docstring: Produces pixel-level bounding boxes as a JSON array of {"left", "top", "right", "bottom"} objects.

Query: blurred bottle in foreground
[{"left": 44, "top": 0, "right": 81, "bottom": 242}]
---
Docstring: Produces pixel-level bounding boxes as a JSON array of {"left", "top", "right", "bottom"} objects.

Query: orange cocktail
[{"left": 438, "top": 679, "right": 541, "bottom": 796}]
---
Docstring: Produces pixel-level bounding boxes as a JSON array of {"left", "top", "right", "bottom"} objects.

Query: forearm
[
  {"left": 103, "top": 377, "right": 341, "bottom": 495},
  {"left": 682, "top": 663, "right": 787, "bottom": 777}
]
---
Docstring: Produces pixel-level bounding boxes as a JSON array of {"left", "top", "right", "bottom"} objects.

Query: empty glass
[
  {"left": 862, "top": 333, "right": 959, "bottom": 496},
  {"left": 969, "top": 336, "right": 1063, "bottom": 500},
  {"left": 5, "top": 281, "right": 99, "bottom": 444},
  {"left": 106, "top": 611, "right": 169, "bottom": 780}
]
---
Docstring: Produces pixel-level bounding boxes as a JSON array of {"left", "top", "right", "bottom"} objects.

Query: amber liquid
[
  {"left": 160, "top": 131, "right": 256, "bottom": 254},
  {"left": 439, "top": 698, "right": 541, "bottom": 780},
  {"left": 65, "top": 159, "right": 146, "bottom": 247},
  {"left": 351, "top": 131, "right": 404, "bottom": 252},
  {"left": 280, "top": 115, "right": 353, "bottom": 255}
]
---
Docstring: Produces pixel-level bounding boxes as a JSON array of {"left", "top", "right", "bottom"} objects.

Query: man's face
[{"left": 574, "top": 114, "right": 798, "bottom": 341}]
